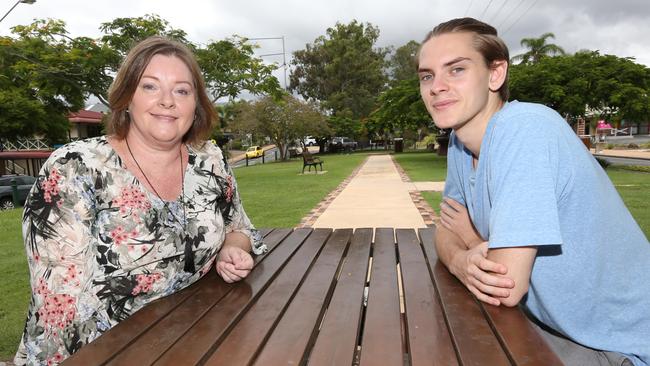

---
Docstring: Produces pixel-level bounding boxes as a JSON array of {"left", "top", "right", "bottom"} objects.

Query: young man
[{"left": 418, "top": 17, "right": 649, "bottom": 366}]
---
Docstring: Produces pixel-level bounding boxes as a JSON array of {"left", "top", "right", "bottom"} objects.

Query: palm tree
[{"left": 511, "top": 32, "right": 566, "bottom": 64}]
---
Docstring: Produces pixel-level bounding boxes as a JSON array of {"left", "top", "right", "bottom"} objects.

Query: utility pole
[{"left": 248, "top": 36, "right": 288, "bottom": 90}]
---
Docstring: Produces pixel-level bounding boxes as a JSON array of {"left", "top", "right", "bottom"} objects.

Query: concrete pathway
[{"left": 311, "top": 155, "right": 441, "bottom": 229}]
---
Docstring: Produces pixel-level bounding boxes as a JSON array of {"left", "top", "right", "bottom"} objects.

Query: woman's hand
[
  {"left": 440, "top": 198, "right": 483, "bottom": 248},
  {"left": 449, "top": 242, "right": 514, "bottom": 306},
  {"left": 216, "top": 245, "right": 254, "bottom": 283}
]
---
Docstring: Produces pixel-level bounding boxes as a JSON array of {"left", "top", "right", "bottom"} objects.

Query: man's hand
[
  {"left": 440, "top": 198, "right": 483, "bottom": 248},
  {"left": 448, "top": 242, "right": 515, "bottom": 306},
  {"left": 216, "top": 245, "right": 254, "bottom": 283}
]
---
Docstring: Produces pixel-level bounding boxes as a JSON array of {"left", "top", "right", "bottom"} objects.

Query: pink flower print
[
  {"left": 110, "top": 226, "right": 137, "bottom": 246},
  {"left": 62, "top": 264, "right": 81, "bottom": 287},
  {"left": 131, "top": 273, "right": 161, "bottom": 295},
  {"left": 225, "top": 175, "right": 234, "bottom": 202},
  {"left": 37, "top": 293, "right": 76, "bottom": 333},
  {"left": 112, "top": 185, "right": 152, "bottom": 216},
  {"left": 40, "top": 168, "right": 63, "bottom": 203}
]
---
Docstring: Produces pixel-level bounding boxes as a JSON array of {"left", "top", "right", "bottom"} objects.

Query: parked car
[
  {"left": 303, "top": 136, "right": 317, "bottom": 146},
  {"left": 245, "top": 145, "right": 264, "bottom": 158},
  {"left": 330, "top": 137, "right": 358, "bottom": 152},
  {"left": 0, "top": 175, "right": 37, "bottom": 209}
]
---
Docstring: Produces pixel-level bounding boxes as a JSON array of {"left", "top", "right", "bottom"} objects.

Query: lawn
[
  {"left": 0, "top": 209, "right": 30, "bottom": 362},
  {"left": 0, "top": 152, "right": 367, "bottom": 360},
  {"left": 394, "top": 151, "right": 650, "bottom": 238}
]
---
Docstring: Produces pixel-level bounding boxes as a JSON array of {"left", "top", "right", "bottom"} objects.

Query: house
[{"left": 1, "top": 108, "right": 105, "bottom": 176}]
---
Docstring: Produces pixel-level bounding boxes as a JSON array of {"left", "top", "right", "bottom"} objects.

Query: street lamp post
[
  {"left": 248, "top": 36, "right": 288, "bottom": 90},
  {"left": 0, "top": 0, "right": 36, "bottom": 24}
]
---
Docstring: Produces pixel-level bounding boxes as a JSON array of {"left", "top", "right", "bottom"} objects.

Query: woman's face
[{"left": 127, "top": 54, "right": 197, "bottom": 147}]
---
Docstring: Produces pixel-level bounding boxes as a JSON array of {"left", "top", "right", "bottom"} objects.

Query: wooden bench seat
[{"left": 302, "top": 150, "right": 323, "bottom": 173}]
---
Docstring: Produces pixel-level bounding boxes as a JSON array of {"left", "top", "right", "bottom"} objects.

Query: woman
[{"left": 14, "top": 36, "right": 266, "bottom": 365}]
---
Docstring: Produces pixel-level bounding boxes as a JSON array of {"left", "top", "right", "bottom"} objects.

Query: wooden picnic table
[{"left": 63, "top": 227, "right": 562, "bottom": 366}]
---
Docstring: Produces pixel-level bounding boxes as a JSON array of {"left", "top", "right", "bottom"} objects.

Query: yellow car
[{"left": 245, "top": 146, "right": 264, "bottom": 158}]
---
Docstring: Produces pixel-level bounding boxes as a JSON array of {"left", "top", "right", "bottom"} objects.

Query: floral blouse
[{"left": 14, "top": 136, "right": 266, "bottom": 366}]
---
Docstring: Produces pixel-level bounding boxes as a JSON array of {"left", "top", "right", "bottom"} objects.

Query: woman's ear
[{"left": 488, "top": 60, "right": 508, "bottom": 92}]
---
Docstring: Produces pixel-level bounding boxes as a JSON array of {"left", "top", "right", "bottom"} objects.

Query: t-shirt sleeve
[
  {"left": 486, "top": 116, "right": 563, "bottom": 249},
  {"left": 442, "top": 133, "right": 467, "bottom": 206}
]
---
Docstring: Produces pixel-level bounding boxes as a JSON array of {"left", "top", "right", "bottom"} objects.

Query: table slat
[
  {"left": 251, "top": 228, "right": 352, "bottom": 366},
  {"left": 482, "top": 304, "right": 564, "bottom": 365},
  {"left": 203, "top": 229, "right": 334, "bottom": 365},
  {"left": 359, "top": 228, "right": 404, "bottom": 366},
  {"left": 397, "top": 229, "right": 459, "bottom": 366},
  {"left": 307, "top": 228, "right": 372, "bottom": 366},
  {"left": 152, "top": 228, "right": 313, "bottom": 365}
]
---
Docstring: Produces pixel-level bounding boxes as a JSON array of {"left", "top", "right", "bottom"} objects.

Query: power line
[
  {"left": 496, "top": 0, "right": 526, "bottom": 29},
  {"left": 489, "top": 0, "right": 510, "bottom": 23},
  {"left": 480, "top": 0, "right": 496, "bottom": 20},
  {"left": 502, "top": 0, "right": 540, "bottom": 35},
  {"left": 464, "top": 0, "right": 474, "bottom": 16}
]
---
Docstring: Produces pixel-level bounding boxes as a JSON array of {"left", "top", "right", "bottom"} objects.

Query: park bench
[
  {"left": 64, "top": 227, "right": 562, "bottom": 366},
  {"left": 302, "top": 150, "right": 323, "bottom": 173}
]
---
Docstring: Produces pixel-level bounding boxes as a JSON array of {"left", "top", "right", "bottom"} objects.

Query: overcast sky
[{"left": 2, "top": 0, "right": 649, "bottom": 91}]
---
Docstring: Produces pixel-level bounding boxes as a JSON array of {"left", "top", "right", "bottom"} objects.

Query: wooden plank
[
  {"left": 397, "top": 229, "right": 458, "bottom": 366},
  {"left": 66, "top": 229, "right": 293, "bottom": 366},
  {"left": 422, "top": 234, "right": 511, "bottom": 366},
  {"left": 252, "top": 229, "right": 352, "bottom": 366},
  {"left": 359, "top": 228, "right": 403, "bottom": 366},
  {"left": 203, "top": 229, "right": 335, "bottom": 365},
  {"left": 307, "top": 228, "right": 372, "bottom": 366},
  {"left": 481, "top": 302, "right": 564, "bottom": 365},
  {"left": 151, "top": 228, "right": 313, "bottom": 366},
  {"left": 259, "top": 228, "right": 273, "bottom": 237}
]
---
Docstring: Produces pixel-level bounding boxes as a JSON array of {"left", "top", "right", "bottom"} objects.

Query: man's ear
[{"left": 488, "top": 60, "right": 508, "bottom": 92}]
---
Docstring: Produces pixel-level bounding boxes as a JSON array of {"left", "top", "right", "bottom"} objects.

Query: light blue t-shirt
[{"left": 444, "top": 101, "right": 650, "bottom": 365}]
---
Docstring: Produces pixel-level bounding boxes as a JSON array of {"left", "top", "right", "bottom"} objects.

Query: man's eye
[
  {"left": 451, "top": 67, "right": 464, "bottom": 74},
  {"left": 419, "top": 74, "right": 433, "bottom": 82}
]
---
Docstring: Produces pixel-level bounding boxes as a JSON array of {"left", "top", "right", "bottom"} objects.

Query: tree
[
  {"left": 367, "top": 77, "right": 432, "bottom": 141},
  {"left": 511, "top": 32, "right": 565, "bottom": 65},
  {"left": 197, "top": 37, "right": 283, "bottom": 103},
  {"left": 233, "top": 95, "right": 327, "bottom": 160},
  {"left": 289, "top": 20, "right": 388, "bottom": 121},
  {"left": 509, "top": 51, "right": 650, "bottom": 123},
  {"left": 0, "top": 19, "right": 91, "bottom": 142},
  {"left": 387, "top": 40, "right": 420, "bottom": 84}
]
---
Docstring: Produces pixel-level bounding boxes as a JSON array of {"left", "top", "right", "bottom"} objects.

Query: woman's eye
[
  {"left": 175, "top": 88, "right": 191, "bottom": 96},
  {"left": 142, "top": 83, "right": 157, "bottom": 91},
  {"left": 451, "top": 67, "right": 464, "bottom": 75}
]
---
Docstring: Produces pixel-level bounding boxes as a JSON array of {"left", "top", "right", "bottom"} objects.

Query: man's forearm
[{"left": 435, "top": 225, "right": 469, "bottom": 270}]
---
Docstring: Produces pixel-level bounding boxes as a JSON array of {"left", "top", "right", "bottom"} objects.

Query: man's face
[{"left": 418, "top": 32, "right": 499, "bottom": 133}]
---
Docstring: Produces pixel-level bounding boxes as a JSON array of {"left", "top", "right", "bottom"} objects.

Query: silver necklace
[{"left": 125, "top": 138, "right": 187, "bottom": 226}]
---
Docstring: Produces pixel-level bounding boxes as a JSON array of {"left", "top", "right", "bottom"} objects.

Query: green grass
[
  {"left": 0, "top": 153, "right": 368, "bottom": 360},
  {"left": 607, "top": 166, "right": 650, "bottom": 237},
  {"left": 392, "top": 150, "right": 448, "bottom": 181},
  {"left": 0, "top": 209, "right": 30, "bottom": 361},
  {"left": 421, "top": 191, "right": 443, "bottom": 215},
  {"left": 236, "top": 153, "right": 367, "bottom": 227}
]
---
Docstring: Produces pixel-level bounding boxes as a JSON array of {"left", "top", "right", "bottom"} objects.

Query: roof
[{"left": 68, "top": 109, "right": 104, "bottom": 124}]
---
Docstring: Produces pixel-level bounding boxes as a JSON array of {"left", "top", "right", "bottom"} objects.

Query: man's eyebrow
[
  {"left": 443, "top": 57, "right": 471, "bottom": 67},
  {"left": 417, "top": 57, "right": 471, "bottom": 73}
]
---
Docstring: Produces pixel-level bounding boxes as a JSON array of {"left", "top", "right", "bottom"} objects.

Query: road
[{"left": 231, "top": 147, "right": 279, "bottom": 168}]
